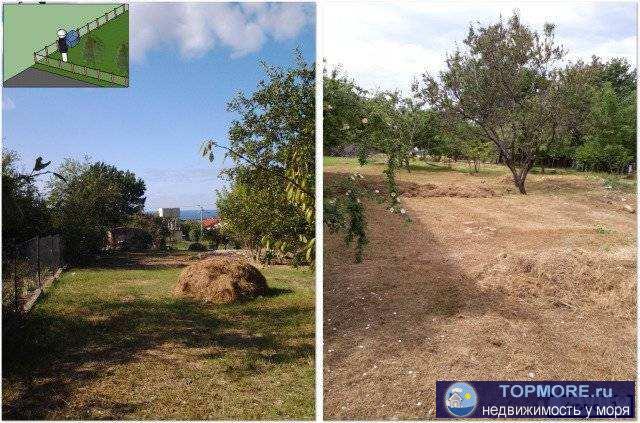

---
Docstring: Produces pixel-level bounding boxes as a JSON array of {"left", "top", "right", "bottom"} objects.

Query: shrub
[
  {"left": 188, "top": 242, "right": 206, "bottom": 251},
  {"left": 188, "top": 227, "right": 201, "bottom": 242}
]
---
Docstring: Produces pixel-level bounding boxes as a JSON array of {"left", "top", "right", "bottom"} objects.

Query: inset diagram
[{"left": 3, "top": 3, "right": 129, "bottom": 87}]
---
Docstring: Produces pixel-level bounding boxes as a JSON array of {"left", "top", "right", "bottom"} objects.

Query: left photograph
[{"left": 2, "top": 2, "right": 315, "bottom": 420}]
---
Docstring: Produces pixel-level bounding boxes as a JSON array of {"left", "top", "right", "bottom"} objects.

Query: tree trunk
[
  {"left": 506, "top": 163, "right": 529, "bottom": 195},
  {"left": 516, "top": 178, "right": 527, "bottom": 194}
]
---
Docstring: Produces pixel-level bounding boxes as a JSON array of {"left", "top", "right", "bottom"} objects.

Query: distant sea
[
  {"left": 179, "top": 209, "right": 218, "bottom": 220},
  {"left": 145, "top": 209, "right": 218, "bottom": 220}
]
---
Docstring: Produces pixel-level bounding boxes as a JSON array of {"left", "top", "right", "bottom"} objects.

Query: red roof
[{"left": 202, "top": 217, "right": 221, "bottom": 229}]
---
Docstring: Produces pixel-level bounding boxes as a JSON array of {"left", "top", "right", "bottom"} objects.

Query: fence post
[
  {"left": 13, "top": 246, "right": 19, "bottom": 313},
  {"left": 36, "top": 236, "right": 41, "bottom": 288}
]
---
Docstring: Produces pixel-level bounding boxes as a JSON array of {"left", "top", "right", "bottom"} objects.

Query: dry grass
[
  {"left": 174, "top": 257, "right": 269, "bottom": 304},
  {"left": 2, "top": 251, "right": 314, "bottom": 420},
  {"left": 323, "top": 157, "right": 636, "bottom": 420}
]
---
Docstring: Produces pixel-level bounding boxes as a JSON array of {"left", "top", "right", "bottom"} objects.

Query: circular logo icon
[{"left": 444, "top": 382, "right": 478, "bottom": 417}]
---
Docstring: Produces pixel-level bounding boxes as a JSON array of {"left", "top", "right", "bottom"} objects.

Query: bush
[
  {"left": 188, "top": 227, "right": 202, "bottom": 242},
  {"left": 188, "top": 242, "right": 206, "bottom": 251},
  {"left": 125, "top": 228, "right": 153, "bottom": 251}
]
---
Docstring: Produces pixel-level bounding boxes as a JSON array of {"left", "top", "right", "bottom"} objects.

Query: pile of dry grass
[
  {"left": 477, "top": 249, "right": 635, "bottom": 317},
  {"left": 403, "top": 183, "right": 496, "bottom": 198},
  {"left": 173, "top": 257, "right": 268, "bottom": 304}
]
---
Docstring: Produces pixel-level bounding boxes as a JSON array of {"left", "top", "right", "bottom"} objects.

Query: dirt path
[{"left": 323, "top": 167, "right": 636, "bottom": 419}]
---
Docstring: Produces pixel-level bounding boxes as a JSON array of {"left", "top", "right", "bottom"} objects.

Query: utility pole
[{"left": 197, "top": 204, "right": 203, "bottom": 239}]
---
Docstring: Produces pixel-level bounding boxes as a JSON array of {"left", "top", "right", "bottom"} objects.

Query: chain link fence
[{"left": 2, "top": 235, "right": 63, "bottom": 316}]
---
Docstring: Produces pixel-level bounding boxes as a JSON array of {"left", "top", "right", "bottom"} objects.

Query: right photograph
[{"left": 323, "top": 1, "right": 637, "bottom": 420}]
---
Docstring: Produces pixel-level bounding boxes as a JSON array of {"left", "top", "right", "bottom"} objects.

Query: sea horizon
[{"left": 145, "top": 209, "right": 218, "bottom": 220}]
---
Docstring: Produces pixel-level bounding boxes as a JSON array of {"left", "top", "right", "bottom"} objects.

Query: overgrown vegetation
[{"left": 2, "top": 152, "right": 53, "bottom": 255}]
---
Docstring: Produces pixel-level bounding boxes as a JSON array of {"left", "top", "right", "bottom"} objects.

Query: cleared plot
[
  {"left": 323, "top": 157, "right": 636, "bottom": 419},
  {"left": 2, "top": 251, "right": 314, "bottom": 420}
]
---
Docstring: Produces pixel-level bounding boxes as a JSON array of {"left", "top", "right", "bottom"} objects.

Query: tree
[
  {"left": 323, "top": 69, "right": 415, "bottom": 262},
  {"left": 83, "top": 35, "right": 104, "bottom": 64},
  {"left": 2, "top": 151, "right": 53, "bottom": 254},
  {"left": 575, "top": 81, "right": 636, "bottom": 172},
  {"left": 323, "top": 66, "right": 368, "bottom": 155},
  {"left": 202, "top": 50, "right": 315, "bottom": 265},
  {"left": 421, "top": 13, "right": 565, "bottom": 194},
  {"left": 49, "top": 159, "right": 146, "bottom": 263},
  {"left": 116, "top": 42, "right": 128, "bottom": 74},
  {"left": 216, "top": 177, "right": 309, "bottom": 263},
  {"left": 128, "top": 213, "right": 169, "bottom": 249},
  {"left": 463, "top": 138, "right": 494, "bottom": 173}
]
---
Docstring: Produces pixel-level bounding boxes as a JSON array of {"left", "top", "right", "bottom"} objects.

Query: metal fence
[
  {"left": 33, "top": 3, "right": 129, "bottom": 86},
  {"left": 2, "top": 235, "right": 63, "bottom": 315}
]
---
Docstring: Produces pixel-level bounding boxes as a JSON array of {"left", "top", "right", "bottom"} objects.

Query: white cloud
[
  {"left": 130, "top": 3, "right": 312, "bottom": 62},
  {"left": 2, "top": 96, "right": 15, "bottom": 110},
  {"left": 324, "top": 1, "right": 637, "bottom": 92}
]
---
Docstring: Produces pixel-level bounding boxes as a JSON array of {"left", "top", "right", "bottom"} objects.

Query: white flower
[
  {"left": 389, "top": 208, "right": 394, "bottom": 212},
  {"left": 400, "top": 209, "right": 406, "bottom": 214},
  {"left": 362, "top": 117, "right": 368, "bottom": 124},
  {"left": 356, "top": 198, "right": 361, "bottom": 204},
  {"left": 374, "top": 189, "right": 380, "bottom": 194},
  {"left": 390, "top": 192, "right": 397, "bottom": 197}
]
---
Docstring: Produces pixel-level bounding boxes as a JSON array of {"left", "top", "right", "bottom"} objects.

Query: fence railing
[
  {"left": 33, "top": 3, "right": 129, "bottom": 86},
  {"left": 2, "top": 235, "right": 63, "bottom": 316}
]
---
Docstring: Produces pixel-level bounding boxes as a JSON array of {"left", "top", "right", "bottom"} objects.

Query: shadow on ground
[
  {"left": 3, "top": 279, "right": 311, "bottom": 419},
  {"left": 322, "top": 170, "right": 635, "bottom": 419}
]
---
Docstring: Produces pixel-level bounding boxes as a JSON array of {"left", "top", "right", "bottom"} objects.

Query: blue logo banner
[{"left": 436, "top": 381, "right": 635, "bottom": 419}]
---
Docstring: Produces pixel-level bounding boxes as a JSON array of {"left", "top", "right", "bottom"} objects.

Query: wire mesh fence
[
  {"left": 2, "top": 235, "right": 63, "bottom": 316},
  {"left": 32, "top": 3, "right": 129, "bottom": 86}
]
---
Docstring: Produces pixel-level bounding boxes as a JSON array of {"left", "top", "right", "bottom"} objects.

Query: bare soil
[{"left": 323, "top": 161, "right": 636, "bottom": 420}]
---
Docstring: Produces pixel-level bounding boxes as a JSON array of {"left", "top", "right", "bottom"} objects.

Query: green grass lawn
[
  {"left": 32, "top": 62, "right": 121, "bottom": 87},
  {"left": 49, "top": 11, "right": 128, "bottom": 79},
  {"left": 2, "top": 252, "right": 314, "bottom": 419}
]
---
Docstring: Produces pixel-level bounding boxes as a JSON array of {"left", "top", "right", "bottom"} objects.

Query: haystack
[{"left": 173, "top": 257, "right": 268, "bottom": 304}]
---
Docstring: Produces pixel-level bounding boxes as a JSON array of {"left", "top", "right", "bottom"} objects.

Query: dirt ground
[{"left": 323, "top": 159, "right": 636, "bottom": 420}]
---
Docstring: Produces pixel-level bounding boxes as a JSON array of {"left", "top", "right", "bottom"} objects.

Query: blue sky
[
  {"left": 325, "top": 1, "right": 637, "bottom": 91},
  {"left": 3, "top": 2, "right": 315, "bottom": 210}
]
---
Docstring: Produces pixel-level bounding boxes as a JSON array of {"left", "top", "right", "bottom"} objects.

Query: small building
[
  {"left": 158, "top": 208, "right": 182, "bottom": 242},
  {"left": 202, "top": 217, "right": 221, "bottom": 230},
  {"left": 158, "top": 207, "right": 180, "bottom": 219}
]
